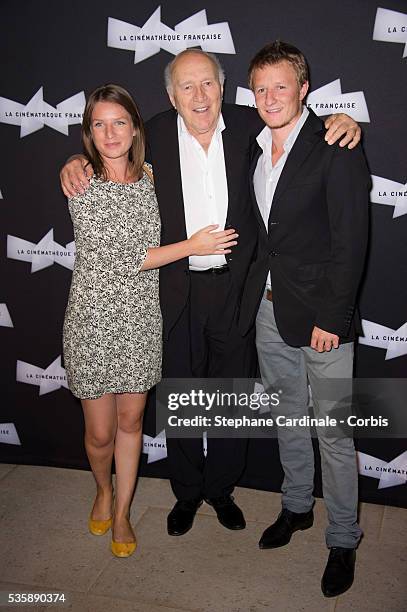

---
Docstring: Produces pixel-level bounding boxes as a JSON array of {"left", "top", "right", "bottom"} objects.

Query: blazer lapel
[
  {"left": 222, "top": 123, "right": 240, "bottom": 222},
  {"left": 249, "top": 142, "right": 268, "bottom": 237},
  {"left": 271, "top": 112, "right": 324, "bottom": 211},
  {"left": 159, "top": 111, "right": 188, "bottom": 241}
]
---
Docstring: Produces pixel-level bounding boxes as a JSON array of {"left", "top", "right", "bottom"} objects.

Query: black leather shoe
[
  {"left": 205, "top": 495, "right": 246, "bottom": 530},
  {"left": 321, "top": 547, "right": 356, "bottom": 597},
  {"left": 167, "top": 499, "right": 202, "bottom": 536},
  {"left": 259, "top": 508, "right": 314, "bottom": 549}
]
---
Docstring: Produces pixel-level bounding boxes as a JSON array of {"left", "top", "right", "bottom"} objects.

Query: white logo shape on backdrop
[
  {"left": 0, "top": 304, "right": 14, "bottom": 328},
  {"left": 235, "top": 80, "right": 370, "bottom": 122},
  {"left": 0, "top": 87, "right": 85, "bottom": 137},
  {"left": 142, "top": 430, "right": 167, "bottom": 463},
  {"left": 235, "top": 87, "right": 256, "bottom": 107},
  {"left": 306, "top": 80, "right": 370, "bottom": 122},
  {"left": 0, "top": 188, "right": 3, "bottom": 199},
  {"left": 235, "top": 87, "right": 256, "bottom": 108},
  {"left": 108, "top": 7, "right": 235, "bottom": 64},
  {"left": 357, "top": 451, "right": 407, "bottom": 489},
  {"left": 7, "top": 229, "right": 75, "bottom": 272},
  {"left": 370, "top": 175, "right": 407, "bottom": 218},
  {"left": 16, "top": 356, "right": 68, "bottom": 395},
  {"left": 373, "top": 7, "right": 407, "bottom": 58},
  {"left": 0, "top": 423, "right": 21, "bottom": 446},
  {"left": 359, "top": 320, "right": 407, "bottom": 360}
]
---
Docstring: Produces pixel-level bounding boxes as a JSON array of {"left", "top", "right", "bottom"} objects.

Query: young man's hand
[{"left": 311, "top": 326, "right": 340, "bottom": 352}]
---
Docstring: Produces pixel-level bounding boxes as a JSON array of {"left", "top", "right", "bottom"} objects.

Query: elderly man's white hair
[{"left": 164, "top": 49, "right": 226, "bottom": 95}]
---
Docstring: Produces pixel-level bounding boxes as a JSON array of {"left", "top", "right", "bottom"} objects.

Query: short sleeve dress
[{"left": 63, "top": 167, "right": 162, "bottom": 399}]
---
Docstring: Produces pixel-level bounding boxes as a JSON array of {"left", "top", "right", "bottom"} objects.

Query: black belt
[{"left": 189, "top": 264, "right": 230, "bottom": 275}]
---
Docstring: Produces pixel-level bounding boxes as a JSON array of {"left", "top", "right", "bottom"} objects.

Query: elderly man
[
  {"left": 239, "top": 41, "right": 369, "bottom": 596},
  {"left": 60, "top": 48, "right": 361, "bottom": 537}
]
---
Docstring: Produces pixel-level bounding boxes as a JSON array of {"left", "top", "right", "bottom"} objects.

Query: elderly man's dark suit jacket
[
  {"left": 239, "top": 109, "right": 370, "bottom": 347},
  {"left": 145, "top": 104, "right": 263, "bottom": 340}
]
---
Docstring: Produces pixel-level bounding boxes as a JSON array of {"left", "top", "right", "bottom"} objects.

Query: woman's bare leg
[
  {"left": 82, "top": 394, "right": 117, "bottom": 520},
  {"left": 113, "top": 392, "right": 147, "bottom": 542}
]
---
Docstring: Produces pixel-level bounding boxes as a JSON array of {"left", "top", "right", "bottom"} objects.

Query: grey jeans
[{"left": 256, "top": 297, "right": 362, "bottom": 548}]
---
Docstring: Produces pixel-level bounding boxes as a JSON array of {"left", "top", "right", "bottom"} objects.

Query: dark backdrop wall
[{"left": 1, "top": 0, "right": 406, "bottom": 507}]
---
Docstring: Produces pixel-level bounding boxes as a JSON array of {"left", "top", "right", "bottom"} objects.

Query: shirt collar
[{"left": 256, "top": 105, "right": 309, "bottom": 154}]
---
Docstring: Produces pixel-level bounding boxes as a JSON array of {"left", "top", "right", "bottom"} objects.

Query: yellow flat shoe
[
  {"left": 111, "top": 538, "right": 137, "bottom": 558},
  {"left": 88, "top": 517, "right": 112, "bottom": 536}
]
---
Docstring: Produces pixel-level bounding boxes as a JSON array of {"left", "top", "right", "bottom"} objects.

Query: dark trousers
[{"left": 162, "top": 270, "right": 257, "bottom": 501}]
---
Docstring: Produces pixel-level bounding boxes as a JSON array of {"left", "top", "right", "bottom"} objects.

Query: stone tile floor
[{"left": 0, "top": 464, "right": 405, "bottom": 611}]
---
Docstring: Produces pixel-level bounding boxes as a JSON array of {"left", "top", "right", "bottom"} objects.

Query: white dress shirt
[
  {"left": 178, "top": 114, "right": 229, "bottom": 270},
  {"left": 253, "top": 106, "right": 309, "bottom": 288}
]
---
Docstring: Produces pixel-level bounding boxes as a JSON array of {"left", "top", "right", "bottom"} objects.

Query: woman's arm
[{"left": 141, "top": 225, "right": 238, "bottom": 271}]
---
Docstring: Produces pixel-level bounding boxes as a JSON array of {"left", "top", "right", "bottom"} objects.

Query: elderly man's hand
[
  {"left": 324, "top": 114, "right": 361, "bottom": 150},
  {"left": 60, "top": 155, "right": 92, "bottom": 198}
]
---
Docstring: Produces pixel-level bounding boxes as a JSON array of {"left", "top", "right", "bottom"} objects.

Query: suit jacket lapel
[
  {"left": 160, "top": 111, "right": 188, "bottom": 241},
  {"left": 249, "top": 142, "right": 268, "bottom": 237},
  {"left": 222, "top": 122, "right": 240, "bottom": 222},
  {"left": 271, "top": 111, "right": 324, "bottom": 212}
]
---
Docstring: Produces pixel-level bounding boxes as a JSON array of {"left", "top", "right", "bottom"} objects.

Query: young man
[{"left": 239, "top": 41, "right": 369, "bottom": 597}]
